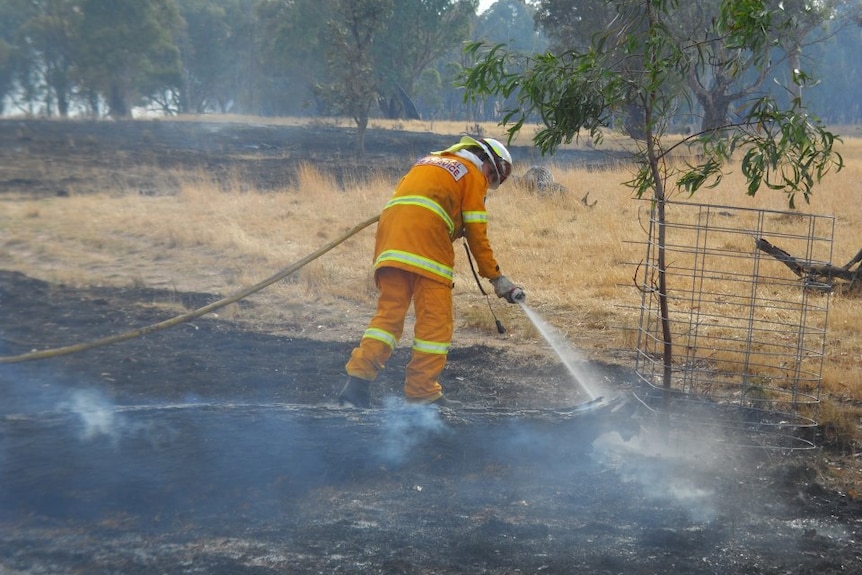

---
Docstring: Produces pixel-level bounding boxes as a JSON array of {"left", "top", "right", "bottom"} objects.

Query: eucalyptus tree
[
  {"left": 672, "top": 0, "right": 858, "bottom": 129},
  {"left": 10, "top": 0, "right": 80, "bottom": 117},
  {"left": 323, "top": 0, "right": 394, "bottom": 154},
  {"left": 767, "top": 0, "right": 854, "bottom": 103},
  {"left": 256, "top": 0, "right": 335, "bottom": 116},
  {"left": 671, "top": 1, "right": 772, "bottom": 132},
  {"left": 0, "top": 39, "right": 12, "bottom": 114},
  {"left": 0, "top": 0, "right": 31, "bottom": 114},
  {"left": 673, "top": 1, "right": 856, "bottom": 128},
  {"left": 373, "top": 0, "right": 477, "bottom": 120},
  {"left": 0, "top": 0, "right": 64, "bottom": 115},
  {"left": 75, "top": 0, "right": 183, "bottom": 117},
  {"left": 463, "top": 0, "right": 842, "bottom": 391},
  {"left": 534, "top": 0, "right": 615, "bottom": 52},
  {"left": 174, "top": 0, "right": 234, "bottom": 113},
  {"left": 465, "top": 0, "right": 549, "bottom": 122}
]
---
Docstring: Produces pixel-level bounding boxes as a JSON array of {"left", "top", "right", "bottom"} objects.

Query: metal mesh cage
[{"left": 631, "top": 201, "right": 834, "bottom": 448}]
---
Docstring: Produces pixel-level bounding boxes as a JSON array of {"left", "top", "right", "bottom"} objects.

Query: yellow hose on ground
[{"left": 0, "top": 214, "right": 380, "bottom": 364}]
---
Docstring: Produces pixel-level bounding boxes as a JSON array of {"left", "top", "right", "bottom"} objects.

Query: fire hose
[{"left": 0, "top": 214, "right": 380, "bottom": 364}]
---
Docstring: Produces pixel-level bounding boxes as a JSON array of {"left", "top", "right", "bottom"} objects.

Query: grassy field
[{"left": 1, "top": 118, "right": 860, "bottom": 448}]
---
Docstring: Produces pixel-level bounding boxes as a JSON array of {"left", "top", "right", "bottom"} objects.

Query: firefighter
[{"left": 338, "top": 135, "right": 525, "bottom": 408}]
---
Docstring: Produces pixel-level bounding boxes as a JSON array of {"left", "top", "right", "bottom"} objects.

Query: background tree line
[{"left": 0, "top": 0, "right": 860, "bottom": 129}]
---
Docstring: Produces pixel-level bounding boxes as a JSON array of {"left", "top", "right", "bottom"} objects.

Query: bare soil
[{"left": 0, "top": 119, "right": 860, "bottom": 574}]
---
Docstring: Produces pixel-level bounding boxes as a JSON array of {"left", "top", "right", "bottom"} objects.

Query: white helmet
[
  {"left": 437, "top": 135, "right": 513, "bottom": 189},
  {"left": 476, "top": 137, "right": 513, "bottom": 189}
]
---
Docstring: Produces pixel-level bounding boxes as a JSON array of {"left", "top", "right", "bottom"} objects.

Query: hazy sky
[{"left": 479, "top": 0, "right": 494, "bottom": 14}]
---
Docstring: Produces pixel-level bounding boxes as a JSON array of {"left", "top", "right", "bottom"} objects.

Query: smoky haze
[
  {"left": 0, "top": 365, "right": 803, "bottom": 536},
  {"left": 1, "top": 334, "right": 855, "bottom": 573}
]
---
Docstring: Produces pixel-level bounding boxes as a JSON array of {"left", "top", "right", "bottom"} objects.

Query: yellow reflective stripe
[
  {"left": 412, "top": 338, "right": 450, "bottom": 355},
  {"left": 384, "top": 196, "right": 455, "bottom": 236},
  {"left": 462, "top": 210, "right": 487, "bottom": 224},
  {"left": 375, "top": 250, "right": 454, "bottom": 282},
  {"left": 362, "top": 327, "right": 397, "bottom": 349}
]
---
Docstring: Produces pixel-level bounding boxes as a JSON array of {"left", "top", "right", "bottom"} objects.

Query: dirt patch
[{"left": 1, "top": 120, "right": 860, "bottom": 574}]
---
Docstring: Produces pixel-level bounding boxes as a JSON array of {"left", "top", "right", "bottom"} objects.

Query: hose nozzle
[{"left": 506, "top": 287, "right": 526, "bottom": 304}]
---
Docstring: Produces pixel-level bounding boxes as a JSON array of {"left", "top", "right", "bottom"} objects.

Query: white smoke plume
[
  {"left": 60, "top": 388, "right": 127, "bottom": 443},
  {"left": 375, "top": 398, "right": 451, "bottom": 464},
  {"left": 592, "top": 427, "right": 721, "bottom": 523}
]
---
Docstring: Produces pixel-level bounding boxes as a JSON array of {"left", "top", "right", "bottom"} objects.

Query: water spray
[
  {"left": 462, "top": 242, "right": 604, "bottom": 405},
  {"left": 518, "top": 302, "right": 603, "bottom": 403}
]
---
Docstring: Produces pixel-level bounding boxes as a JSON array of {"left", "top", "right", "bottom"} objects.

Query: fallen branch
[{"left": 754, "top": 238, "right": 862, "bottom": 294}]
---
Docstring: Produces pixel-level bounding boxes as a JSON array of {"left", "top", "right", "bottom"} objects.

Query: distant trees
[
  {"left": 324, "top": 0, "right": 393, "bottom": 155},
  {"left": 175, "top": 0, "right": 245, "bottom": 114},
  {"left": 0, "top": 0, "right": 550, "bottom": 123},
  {"left": 374, "top": 0, "right": 477, "bottom": 119},
  {"left": 16, "top": 0, "right": 79, "bottom": 117},
  {"left": 0, "top": 0, "right": 859, "bottom": 128},
  {"left": 806, "top": 13, "right": 862, "bottom": 123},
  {"left": 0, "top": 0, "right": 182, "bottom": 118},
  {"left": 0, "top": 0, "right": 79, "bottom": 117},
  {"left": 76, "top": 0, "right": 183, "bottom": 118},
  {"left": 536, "top": 0, "right": 862, "bottom": 131},
  {"left": 0, "top": 40, "right": 11, "bottom": 115},
  {"left": 256, "top": 0, "right": 334, "bottom": 116}
]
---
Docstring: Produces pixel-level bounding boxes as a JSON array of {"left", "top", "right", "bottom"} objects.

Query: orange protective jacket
[{"left": 373, "top": 151, "right": 501, "bottom": 285}]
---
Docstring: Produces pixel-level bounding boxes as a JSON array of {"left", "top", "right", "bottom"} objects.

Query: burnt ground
[
  {"left": 1, "top": 119, "right": 861, "bottom": 574},
  {"left": 0, "top": 117, "right": 621, "bottom": 198},
  {"left": 1, "top": 270, "right": 861, "bottom": 575}
]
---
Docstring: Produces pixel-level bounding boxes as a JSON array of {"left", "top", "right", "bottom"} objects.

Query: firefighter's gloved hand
[{"left": 491, "top": 275, "right": 526, "bottom": 304}]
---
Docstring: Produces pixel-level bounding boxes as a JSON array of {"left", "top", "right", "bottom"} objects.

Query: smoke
[
  {"left": 60, "top": 388, "right": 126, "bottom": 443},
  {"left": 374, "top": 397, "right": 451, "bottom": 465},
  {"left": 0, "top": 356, "right": 736, "bottom": 532},
  {"left": 512, "top": 303, "right": 713, "bottom": 521},
  {"left": 0, "top": 349, "right": 215, "bottom": 459},
  {"left": 592, "top": 426, "right": 722, "bottom": 523}
]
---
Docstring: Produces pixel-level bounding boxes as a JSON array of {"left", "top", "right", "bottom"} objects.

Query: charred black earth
[{"left": 1, "top": 270, "right": 861, "bottom": 574}]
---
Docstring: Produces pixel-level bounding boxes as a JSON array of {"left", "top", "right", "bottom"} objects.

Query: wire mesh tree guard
[{"left": 631, "top": 201, "right": 834, "bottom": 449}]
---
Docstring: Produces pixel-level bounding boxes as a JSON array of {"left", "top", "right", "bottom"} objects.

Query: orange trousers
[{"left": 345, "top": 267, "right": 453, "bottom": 401}]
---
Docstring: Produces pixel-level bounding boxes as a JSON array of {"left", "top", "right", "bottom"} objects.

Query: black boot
[
  {"left": 338, "top": 376, "right": 371, "bottom": 408},
  {"left": 406, "top": 393, "right": 463, "bottom": 408},
  {"left": 429, "top": 394, "right": 463, "bottom": 408}
]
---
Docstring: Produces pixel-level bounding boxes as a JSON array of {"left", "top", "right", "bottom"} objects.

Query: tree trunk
[
  {"left": 355, "top": 113, "right": 368, "bottom": 157},
  {"left": 109, "top": 84, "right": 129, "bottom": 118},
  {"left": 699, "top": 93, "right": 734, "bottom": 132}
]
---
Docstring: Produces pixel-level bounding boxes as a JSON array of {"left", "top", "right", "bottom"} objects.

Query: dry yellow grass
[
  {"left": 1, "top": 128, "right": 859, "bottom": 410},
  {"left": 662, "top": 140, "right": 862, "bottom": 404}
]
